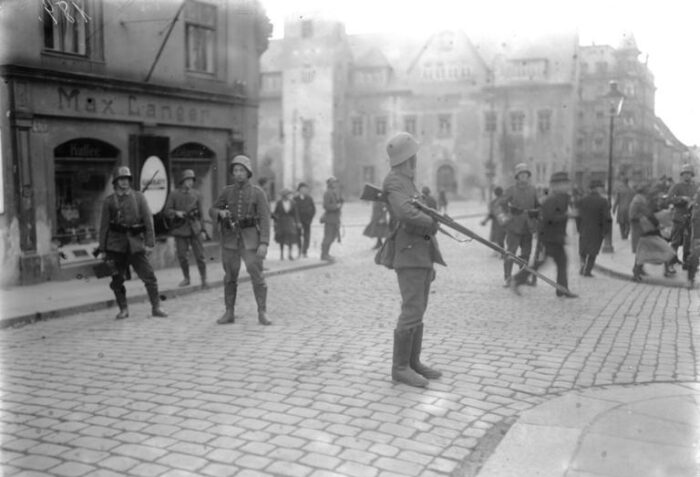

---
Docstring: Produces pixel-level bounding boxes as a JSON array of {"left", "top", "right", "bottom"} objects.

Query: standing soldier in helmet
[
  {"left": 164, "top": 169, "right": 207, "bottom": 288},
  {"left": 383, "top": 132, "right": 445, "bottom": 388},
  {"left": 98, "top": 166, "right": 168, "bottom": 319},
  {"left": 210, "top": 155, "right": 272, "bottom": 325},
  {"left": 498, "top": 163, "right": 540, "bottom": 287},
  {"left": 320, "top": 176, "right": 343, "bottom": 261},
  {"left": 667, "top": 164, "right": 697, "bottom": 271}
]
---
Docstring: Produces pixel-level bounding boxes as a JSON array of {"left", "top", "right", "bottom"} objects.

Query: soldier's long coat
[{"left": 576, "top": 191, "right": 612, "bottom": 256}]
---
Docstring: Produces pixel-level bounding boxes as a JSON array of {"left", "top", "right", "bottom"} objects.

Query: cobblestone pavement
[{"left": 1, "top": 217, "right": 699, "bottom": 477}]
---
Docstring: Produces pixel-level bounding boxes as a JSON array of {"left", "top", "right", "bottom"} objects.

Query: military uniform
[
  {"left": 293, "top": 183, "right": 316, "bottom": 257},
  {"left": 320, "top": 178, "right": 343, "bottom": 261},
  {"left": 667, "top": 165, "right": 698, "bottom": 268},
  {"left": 210, "top": 155, "right": 271, "bottom": 325},
  {"left": 98, "top": 167, "right": 167, "bottom": 319},
  {"left": 383, "top": 132, "right": 445, "bottom": 388},
  {"left": 164, "top": 170, "right": 206, "bottom": 287},
  {"left": 575, "top": 181, "right": 612, "bottom": 276}
]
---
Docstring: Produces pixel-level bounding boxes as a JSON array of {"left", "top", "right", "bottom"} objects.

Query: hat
[
  {"left": 179, "top": 169, "right": 196, "bottom": 184},
  {"left": 421, "top": 186, "right": 431, "bottom": 195},
  {"left": 280, "top": 188, "right": 293, "bottom": 197},
  {"left": 549, "top": 171, "right": 570, "bottom": 184},
  {"left": 589, "top": 179, "right": 604, "bottom": 189},
  {"left": 112, "top": 166, "right": 132, "bottom": 184},
  {"left": 326, "top": 176, "right": 339, "bottom": 185},
  {"left": 681, "top": 164, "right": 695, "bottom": 176},
  {"left": 386, "top": 132, "right": 419, "bottom": 167},
  {"left": 514, "top": 163, "right": 531, "bottom": 178},
  {"left": 230, "top": 155, "right": 253, "bottom": 177},
  {"left": 297, "top": 182, "right": 309, "bottom": 190}
]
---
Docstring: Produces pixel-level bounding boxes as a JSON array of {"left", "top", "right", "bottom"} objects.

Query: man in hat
[
  {"left": 320, "top": 176, "right": 343, "bottom": 261},
  {"left": 293, "top": 182, "right": 316, "bottom": 258},
  {"left": 498, "top": 163, "right": 540, "bottom": 286},
  {"left": 383, "top": 132, "right": 445, "bottom": 388},
  {"left": 575, "top": 179, "right": 612, "bottom": 277},
  {"left": 511, "top": 171, "right": 577, "bottom": 298},
  {"left": 667, "top": 164, "right": 698, "bottom": 270},
  {"left": 210, "top": 155, "right": 272, "bottom": 325},
  {"left": 98, "top": 166, "right": 168, "bottom": 319},
  {"left": 164, "top": 169, "right": 207, "bottom": 288}
]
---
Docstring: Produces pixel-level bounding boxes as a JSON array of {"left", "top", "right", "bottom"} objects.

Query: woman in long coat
[
  {"left": 272, "top": 189, "right": 300, "bottom": 260},
  {"left": 363, "top": 200, "right": 390, "bottom": 249}
]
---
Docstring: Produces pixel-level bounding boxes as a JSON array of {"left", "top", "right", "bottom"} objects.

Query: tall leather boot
[
  {"left": 147, "top": 285, "right": 168, "bottom": 317},
  {"left": 178, "top": 266, "right": 190, "bottom": 287},
  {"left": 254, "top": 285, "right": 271, "bottom": 325},
  {"left": 198, "top": 263, "right": 208, "bottom": 289},
  {"left": 391, "top": 328, "right": 428, "bottom": 387},
  {"left": 410, "top": 324, "right": 442, "bottom": 379},
  {"left": 217, "top": 283, "right": 237, "bottom": 324},
  {"left": 114, "top": 288, "right": 129, "bottom": 320}
]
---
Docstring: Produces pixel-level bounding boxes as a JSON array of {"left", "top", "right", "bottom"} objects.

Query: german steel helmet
[
  {"left": 514, "top": 162, "right": 531, "bottom": 178},
  {"left": 179, "top": 169, "right": 196, "bottom": 183},
  {"left": 680, "top": 164, "right": 695, "bottom": 176},
  {"left": 230, "top": 155, "right": 253, "bottom": 177},
  {"left": 112, "top": 166, "right": 132, "bottom": 183},
  {"left": 386, "top": 132, "right": 419, "bottom": 167}
]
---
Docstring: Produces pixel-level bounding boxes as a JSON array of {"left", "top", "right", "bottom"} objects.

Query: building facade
[{"left": 0, "top": 0, "right": 271, "bottom": 285}]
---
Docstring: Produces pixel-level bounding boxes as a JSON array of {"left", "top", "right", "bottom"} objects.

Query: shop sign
[
  {"left": 140, "top": 156, "right": 168, "bottom": 214},
  {"left": 55, "top": 138, "right": 119, "bottom": 158}
]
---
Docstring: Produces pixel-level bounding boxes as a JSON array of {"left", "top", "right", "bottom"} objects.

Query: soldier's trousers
[
  {"left": 174, "top": 235, "right": 206, "bottom": 274},
  {"left": 395, "top": 268, "right": 433, "bottom": 331},
  {"left": 321, "top": 223, "right": 340, "bottom": 257},
  {"left": 503, "top": 231, "right": 532, "bottom": 279},
  {"left": 514, "top": 241, "right": 568, "bottom": 291},
  {"left": 670, "top": 220, "right": 691, "bottom": 263},
  {"left": 106, "top": 251, "right": 159, "bottom": 305},
  {"left": 221, "top": 247, "right": 266, "bottom": 289}
]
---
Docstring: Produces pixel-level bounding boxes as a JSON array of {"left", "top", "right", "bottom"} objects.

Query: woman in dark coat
[
  {"left": 272, "top": 189, "right": 300, "bottom": 260},
  {"left": 363, "top": 200, "right": 390, "bottom": 249}
]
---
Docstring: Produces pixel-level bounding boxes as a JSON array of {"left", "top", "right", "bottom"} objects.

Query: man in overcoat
[
  {"left": 575, "top": 179, "right": 612, "bottom": 277},
  {"left": 210, "top": 155, "right": 272, "bottom": 325},
  {"left": 98, "top": 166, "right": 168, "bottom": 319},
  {"left": 320, "top": 177, "right": 343, "bottom": 261},
  {"left": 293, "top": 182, "right": 316, "bottom": 258},
  {"left": 383, "top": 132, "right": 446, "bottom": 388},
  {"left": 164, "top": 169, "right": 207, "bottom": 288}
]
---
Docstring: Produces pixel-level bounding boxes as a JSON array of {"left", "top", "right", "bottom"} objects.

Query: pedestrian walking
[
  {"left": 686, "top": 190, "right": 700, "bottom": 288},
  {"left": 422, "top": 186, "right": 438, "bottom": 210},
  {"left": 437, "top": 188, "right": 448, "bottom": 214},
  {"left": 320, "top": 176, "right": 343, "bottom": 261},
  {"left": 363, "top": 199, "right": 390, "bottom": 249},
  {"left": 382, "top": 132, "right": 445, "bottom": 388},
  {"left": 511, "top": 171, "right": 577, "bottom": 298},
  {"left": 667, "top": 164, "right": 697, "bottom": 271},
  {"left": 98, "top": 166, "right": 168, "bottom": 319},
  {"left": 272, "top": 188, "right": 300, "bottom": 260},
  {"left": 293, "top": 182, "right": 316, "bottom": 258},
  {"left": 164, "top": 169, "right": 207, "bottom": 288},
  {"left": 498, "top": 163, "right": 540, "bottom": 287},
  {"left": 613, "top": 177, "right": 634, "bottom": 240},
  {"left": 210, "top": 155, "right": 272, "bottom": 326},
  {"left": 480, "top": 186, "right": 506, "bottom": 250},
  {"left": 575, "top": 179, "right": 612, "bottom": 277},
  {"left": 631, "top": 209, "right": 677, "bottom": 282}
]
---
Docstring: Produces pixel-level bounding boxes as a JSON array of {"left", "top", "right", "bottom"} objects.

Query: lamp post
[
  {"left": 484, "top": 68, "right": 497, "bottom": 203},
  {"left": 601, "top": 81, "right": 625, "bottom": 253}
]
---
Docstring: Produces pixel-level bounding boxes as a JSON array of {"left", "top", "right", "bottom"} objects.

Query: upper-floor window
[
  {"left": 537, "top": 110, "right": 551, "bottom": 133},
  {"left": 509, "top": 111, "right": 525, "bottom": 133},
  {"left": 351, "top": 117, "right": 363, "bottom": 136},
  {"left": 438, "top": 114, "right": 452, "bottom": 137},
  {"left": 595, "top": 62, "right": 608, "bottom": 74},
  {"left": 301, "top": 66, "right": 315, "bottom": 83},
  {"left": 302, "top": 119, "right": 314, "bottom": 139},
  {"left": 375, "top": 117, "right": 387, "bottom": 136},
  {"left": 594, "top": 134, "right": 605, "bottom": 151},
  {"left": 301, "top": 19, "right": 313, "bottom": 39},
  {"left": 42, "top": 0, "right": 96, "bottom": 57},
  {"left": 622, "top": 82, "right": 636, "bottom": 97},
  {"left": 404, "top": 115, "right": 417, "bottom": 135},
  {"left": 185, "top": 0, "right": 216, "bottom": 74},
  {"left": 484, "top": 111, "right": 497, "bottom": 133}
]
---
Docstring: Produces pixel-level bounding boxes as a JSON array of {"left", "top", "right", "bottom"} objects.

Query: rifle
[{"left": 360, "top": 183, "right": 571, "bottom": 296}]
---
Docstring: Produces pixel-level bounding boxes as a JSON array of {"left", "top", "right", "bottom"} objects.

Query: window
[
  {"left": 622, "top": 112, "right": 636, "bottom": 126},
  {"left": 301, "top": 19, "right": 313, "bottom": 38},
  {"left": 375, "top": 117, "right": 387, "bottom": 136},
  {"left": 302, "top": 119, "right": 314, "bottom": 139},
  {"left": 185, "top": 0, "right": 216, "bottom": 74},
  {"left": 301, "top": 66, "right": 315, "bottom": 83},
  {"left": 595, "top": 62, "right": 608, "bottom": 74},
  {"left": 594, "top": 135, "right": 605, "bottom": 151},
  {"left": 42, "top": 0, "right": 93, "bottom": 56},
  {"left": 351, "top": 117, "right": 363, "bottom": 136},
  {"left": 595, "top": 109, "right": 605, "bottom": 120},
  {"left": 509, "top": 111, "right": 525, "bottom": 133},
  {"left": 438, "top": 114, "right": 452, "bottom": 137},
  {"left": 485, "top": 111, "right": 497, "bottom": 133},
  {"left": 404, "top": 115, "right": 417, "bottom": 135},
  {"left": 537, "top": 110, "right": 551, "bottom": 133},
  {"left": 577, "top": 136, "right": 585, "bottom": 148}
]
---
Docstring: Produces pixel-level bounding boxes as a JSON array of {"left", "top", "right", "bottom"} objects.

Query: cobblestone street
[{"left": 1, "top": 216, "right": 699, "bottom": 477}]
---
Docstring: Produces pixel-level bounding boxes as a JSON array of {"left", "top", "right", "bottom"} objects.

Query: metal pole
[
  {"left": 602, "top": 110, "right": 615, "bottom": 253},
  {"left": 145, "top": 0, "right": 186, "bottom": 83}
]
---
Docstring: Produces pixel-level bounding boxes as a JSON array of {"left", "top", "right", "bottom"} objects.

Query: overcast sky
[{"left": 261, "top": 0, "right": 699, "bottom": 148}]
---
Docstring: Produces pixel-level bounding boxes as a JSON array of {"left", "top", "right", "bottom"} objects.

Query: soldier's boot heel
[
  {"left": 410, "top": 324, "right": 442, "bottom": 380},
  {"left": 151, "top": 308, "right": 168, "bottom": 318},
  {"left": 254, "top": 285, "right": 271, "bottom": 326},
  {"left": 391, "top": 329, "right": 428, "bottom": 388},
  {"left": 115, "top": 308, "right": 129, "bottom": 320},
  {"left": 217, "top": 309, "right": 235, "bottom": 324}
]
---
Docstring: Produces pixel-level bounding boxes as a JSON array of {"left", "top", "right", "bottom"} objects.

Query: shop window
[
  {"left": 185, "top": 0, "right": 216, "bottom": 74},
  {"left": 171, "top": 142, "right": 215, "bottom": 239},
  {"left": 42, "top": 0, "right": 102, "bottom": 59}
]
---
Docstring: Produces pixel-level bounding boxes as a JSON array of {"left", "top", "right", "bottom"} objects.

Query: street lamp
[{"left": 601, "top": 80, "right": 625, "bottom": 253}]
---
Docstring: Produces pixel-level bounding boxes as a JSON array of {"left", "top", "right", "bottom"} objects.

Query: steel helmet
[
  {"left": 680, "top": 164, "right": 695, "bottom": 177},
  {"left": 179, "top": 169, "right": 196, "bottom": 184},
  {"left": 230, "top": 155, "right": 253, "bottom": 177},
  {"left": 387, "top": 132, "right": 419, "bottom": 167},
  {"left": 514, "top": 163, "right": 531, "bottom": 179},
  {"left": 326, "top": 176, "right": 339, "bottom": 185},
  {"left": 112, "top": 166, "right": 132, "bottom": 184}
]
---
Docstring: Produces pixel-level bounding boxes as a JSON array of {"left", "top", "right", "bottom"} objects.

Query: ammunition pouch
[
  {"left": 110, "top": 223, "right": 146, "bottom": 235},
  {"left": 238, "top": 217, "right": 259, "bottom": 229}
]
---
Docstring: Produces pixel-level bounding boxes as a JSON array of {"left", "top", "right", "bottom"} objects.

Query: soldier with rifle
[
  {"left": 98, "top": 166, "right": 168, "bottom": 319},
  {"left": 164, "top": 169, "right": 207, "bottom": 288},
  {"left": 209, "top": 155, "right": 272, "bottom": 326},
  {"left": 667, "top": 164, "right": 697, "bottom": 272}
]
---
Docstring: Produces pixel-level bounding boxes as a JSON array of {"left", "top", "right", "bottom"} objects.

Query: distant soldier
[
  {"left": 210, "top": 155, "right": 272, "bottom": 326},
  {"left": 98, "top": 166, "right": 168, "bottom": 319},
  {"left": 294, "top": 182, "right": 316, "bottom": 258},
  {"left": 320, "top": 176, "right": 343, "bottom": 261},
  {"left": 421, "top": 186, "right": 438, "bottom": 210},
  {"left": 667, "top": 164, "right": 698, "bottom": 271},
  {"left": 575, "top": 180, "right": 612, "bottom": 277},
  {"left": 480, "top": 186, "right": 506, "bottom": 250},
  {"left": 164, "top": 169, "right": 207, "bottom": 288},
  {"left": 613, "top": 177, "right": 634, "bottom": 240}
]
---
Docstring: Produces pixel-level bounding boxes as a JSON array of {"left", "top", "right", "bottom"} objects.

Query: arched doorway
[
  {"left": 171, "top": 142, "right": 216, "bottom": 239},
  {"left": 436, "top": 164, "right": 457, "bottom": 195}
]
